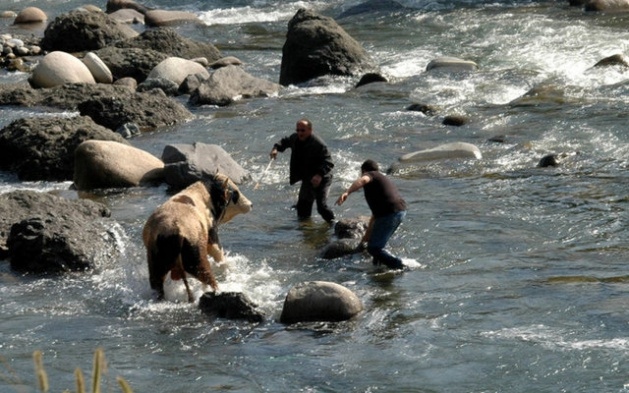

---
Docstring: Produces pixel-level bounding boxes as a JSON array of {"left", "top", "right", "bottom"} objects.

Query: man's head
[
  {"left": 361, "top": 159, "right": 379, "bottom": 174},
  {"left": 295, "top": 118, "right": 313, "bottom": 141}
]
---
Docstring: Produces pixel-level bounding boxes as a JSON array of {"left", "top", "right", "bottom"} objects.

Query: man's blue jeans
[{"left": 367, "top": 210, "right": 406, "bottom": 269}]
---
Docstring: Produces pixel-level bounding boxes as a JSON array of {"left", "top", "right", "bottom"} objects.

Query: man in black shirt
[
  {"left": 270, "top": 119, "right": 335, "bottom": 223},
  {"left": 336, "top": 159, "right": 406, "bottom": 269}
]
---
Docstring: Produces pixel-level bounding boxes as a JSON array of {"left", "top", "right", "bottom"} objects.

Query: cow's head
[{"left": 205, "top": 173, "right": 252, "bottom": 224}]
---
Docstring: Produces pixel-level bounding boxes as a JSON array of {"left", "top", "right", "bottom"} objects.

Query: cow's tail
[{"left": 151, "top": 233, "right": 187, "bottom": 300}]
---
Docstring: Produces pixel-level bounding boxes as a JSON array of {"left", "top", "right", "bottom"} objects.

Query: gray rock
[
  {"left": 161, "top": 142, "right": 250, "bottom": 190},
  {"left": 41, "top": 10, "right": 136, "bottom": 53},
  {"left": 94, "top": 46, "right": 168, "bottom": 83},
  {"left": 0, "top": 190, "right": 111, "bottom": 263},
  {"left": 280, "top": 281, "right": 363, "bottom": 324},
  {"left": 279, "top": 8, "right": 373, "bottom": 86},
  {"left": 114, "top": 27, "right": 221, "bottom": 63},
  {"left": 0, "top": 116, "right": 127, "bottom": 181},
  {"left": 189, "top": 65, "right": 280, "bottom": 106},
  {"left": 77, "top": 88, "right": 193, "bottom": 131},
  {"left": 198, "top": 291, "right": 264, "bottom": 323}
]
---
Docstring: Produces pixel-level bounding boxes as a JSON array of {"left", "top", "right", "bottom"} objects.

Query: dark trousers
[{"left": 296, "top": 176, "right": 335, "bottom": 222}]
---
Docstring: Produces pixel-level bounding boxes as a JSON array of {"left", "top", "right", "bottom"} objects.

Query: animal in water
[{"left": 142, "top": 174, "right": 252, "bottom": 302}]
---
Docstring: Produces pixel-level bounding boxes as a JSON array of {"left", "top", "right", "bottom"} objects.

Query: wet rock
[
  {"left": 585, "top": 0, "right": 629, "bottom": 11},
  {"left": 442, "top": 114, "right": 469, "bottom": 126},
  {"left": 209, "top": 56, "right": 243, "bottom": 69},
  {"left": 592, "top": 53, "right": 629, "bottom": 68},
  {"left": 0, "top": 116, "right": 127, "bottom": 181},
  {"left": 0, "top": 190, "right": 112, "bottom": 272},
  {"left": 280, "top": 281, "right": 363, "bottom": 324},
  {"left": 106, "top": 0, "right": 151, "bottom": 15},
  {"left": 426, "top": 56, "right": 478, "bottom": 72},
  {"left": 355, "top": 72, "right": 388, "bottom": 88},
  {"left": 198, "top": 291, "right": 264, "bottom": 323},
  {"left": 280, "top": 8, "right": 373, "bottom": 86},
  {"left": 339, "top": 0, "right": 407, "bottom": 18},
  {"left": 406, "top": 103, "right": 438, "bottom": 116},
  {"left": 161, "top": 142, "right": 250, "bottom": 190}
]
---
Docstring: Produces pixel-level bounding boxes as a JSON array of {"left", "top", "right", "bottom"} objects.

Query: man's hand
[
  {"left": 311, "top": 174, "right": 322, "bottom": 188},
  {"left": 335, "top": 192, "right": 348, "bottom": 206},
  {"left": 270, "top": 148, "right": 278, "bottom": 159}
]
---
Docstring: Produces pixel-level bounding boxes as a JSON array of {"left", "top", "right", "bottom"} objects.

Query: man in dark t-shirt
[
  {"left": 335, "top": 159, "right": 406, "bottom": 269},
  {"left": 270, "top": 118, "right": 335, "bottom": 223}
]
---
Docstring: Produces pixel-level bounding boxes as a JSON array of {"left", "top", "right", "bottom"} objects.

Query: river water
[{"left": 1, "top": 0, "right": 628, "bottom": 392}]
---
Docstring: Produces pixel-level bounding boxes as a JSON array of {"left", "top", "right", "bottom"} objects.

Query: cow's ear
[{"left": 222, "top": 178, "right": 229, "bottom": 197}]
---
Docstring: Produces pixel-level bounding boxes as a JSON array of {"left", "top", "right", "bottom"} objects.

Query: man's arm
[{"left": 335, "top": 174, "right": 371, "bottom": 205}]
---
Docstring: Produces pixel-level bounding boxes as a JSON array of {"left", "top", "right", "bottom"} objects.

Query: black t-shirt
[{"left": 363, "top": 171, "right": 406, "bottom": 217}]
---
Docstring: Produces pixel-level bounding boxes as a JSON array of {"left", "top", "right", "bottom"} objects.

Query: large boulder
[
  {"left": 161, "top": 143, "right": 250, "bottom": 190},
  {"left": 73, "top": 140, "right": 164, "bottom": 190},
  {"left": 198, "top": 292, "right": 264, "bottom": 323},
  {"left": 189, "top": 65, "right": 280, "bottom": 106},
  {"left": 279, "top": 8, "right": 373, "bottom": 86},
  {"left": 0, "top": 190, "right": 111, "bottom": 264},
  {"left": 77, "top": 88, "right": 193, "bottom": 131},
  {"left": 94, "top": 46, "right": 168, "bottom": 83},
  {"left": 280, "top": 281, "right": 363, "bottom": 324},
  {"left": 30, "top": 51, "right": 96, "bottom": 88},
  {"left": 40, "top": 10, "right": 137, "bottom": 53},
  {"left": 147, "top": 57, "right": 210, "bottom": 87},
  {"left": 114, "top": 27, "right": 221, "bottom": 63},
  {"left": 0, "top": 116, "right": 127, "bottom": 181}
]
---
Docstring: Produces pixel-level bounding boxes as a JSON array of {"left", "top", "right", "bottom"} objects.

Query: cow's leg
[{"left": 181, "top": 238, "right": 218, "bottom": 293}]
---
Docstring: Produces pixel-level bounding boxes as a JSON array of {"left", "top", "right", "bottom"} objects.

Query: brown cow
[{"left": 142, "top": 174, "right": 252, "bottom": 302}]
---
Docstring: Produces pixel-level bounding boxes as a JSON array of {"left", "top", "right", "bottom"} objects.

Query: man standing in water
[
  {"left": 270, "top": 118, "right": 335, "bottom": 223},
  {"left": 336, "top": 159, "right": 407, "bottom": 269}
]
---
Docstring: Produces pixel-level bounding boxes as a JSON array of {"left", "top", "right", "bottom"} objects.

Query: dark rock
[
  {"left": 40, "top": 10, "right": 135, "bottom": 53},
  {"left": 189, "top": 65, "right": 280, "bottom": 106},
  {"left": 0, "top": 83, "right": 133, "bottom": 110},
  {"left": 161, "top": 143, "right": 250, "bottom": 190},
  {"left": 137, "top": 77, "right": 180, "bottom": 96},
  {"left": 320, "top": 238, "right": 362, "bottom": 259},
  {"left": 179, "top": 73, "right": 207, "bottom": 95},
  {"left": 593, "top": 54, "right": 629, "bottom": 68},
  {"left": 538, "top": 154, "right": 559, "bottom": 167},
  {"left": 198, "top": 291, "right": 264, "bottom": 323},
  {"left": 406, "top": 103, "right": 438, "bottom": 115},
  {"left": 334, "top": 217, "right": 369, "bottom": 239},
  {"left": 114, "top": 27, "right": 221, "bottom": 63},
  {"left": 106, "top": 0, "right": 151, "bottom": 14},
  {"left": 94, "top": 46, "right": 168, "bottom": 83},
  {"left": 355, "top": 72, "right": 388, "bottom": 88},
  {"left": 279, "top": 8, "right": 373, "bottom": 86},
  {"left": 339, "top": 0, "right": 406, "bottom": 18},
  {"left": 442, "top": 115, "right": 469, "bottom": 126},
  {"left": 77, "top": 88, "right": 193, "bottom": 131},
  {"left": 0, "top": 116, "right": 127, "bottom": 181},
  {"left": 0, "top": 190, "right": 112, "bottom": 270}
]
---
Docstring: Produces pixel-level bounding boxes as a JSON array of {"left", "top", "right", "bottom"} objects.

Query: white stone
[
  {"left": 82, "top": 52, "right": 113, "bottom": 84},
  {"left": 30, "top": 51, "right": 96, "bottom": 88},
  {"left": 399, "top": 142, "right": 482, "bottom": 162},
  {"left": 147, "top": 57, "right": 210, "bottom": 86},
  {"left": 426, "top": 56, "right": 478, "bottom": 71}
]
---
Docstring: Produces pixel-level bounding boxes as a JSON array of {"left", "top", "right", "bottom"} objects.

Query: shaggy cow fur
[{"left": 142, "top": 174, "right": 252, "bottom": 302}]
